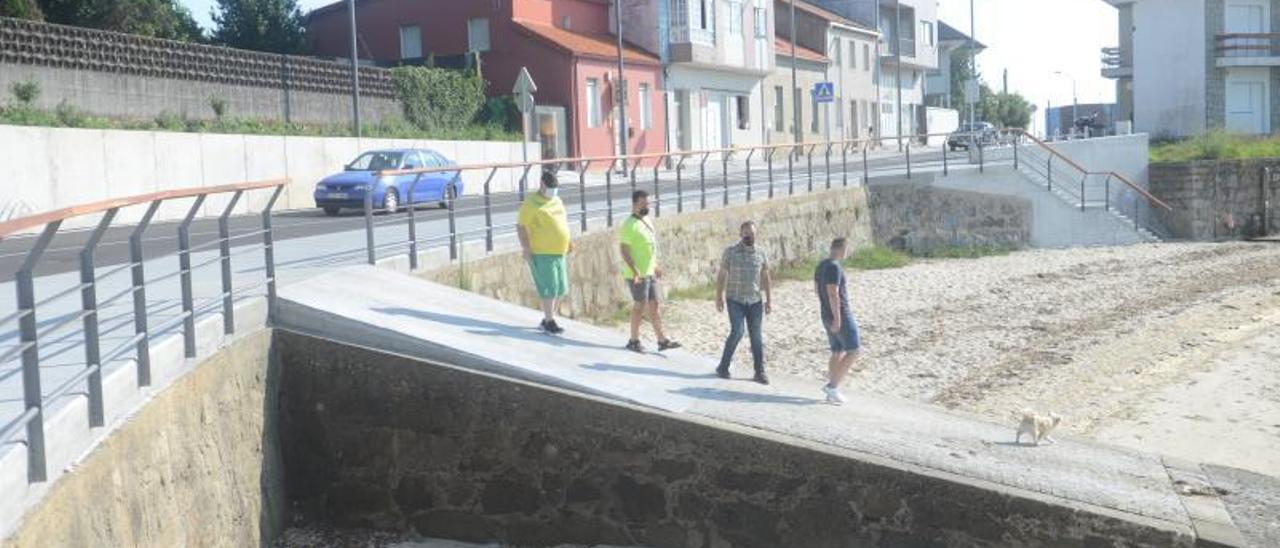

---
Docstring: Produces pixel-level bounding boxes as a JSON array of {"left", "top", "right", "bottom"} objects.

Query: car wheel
[
  {"left": 439, "top": 185, "right": 456, "bottom": 210},
  {"left": 322, "top": 206, "right": 340, "bottom": 216},
  {"left": 383, "top": 188, "right": 400, "bottom": 213}
]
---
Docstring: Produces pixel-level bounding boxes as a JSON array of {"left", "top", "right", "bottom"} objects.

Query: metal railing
[
  {"left": 0, "top": 179, "right": 287, "bottom": 483},
  {"left": 361, "top": 133, "right": 976, "bottom": 267},
  {"left": 1215, "top": 33, "right": 1280, "bottom": 57}
]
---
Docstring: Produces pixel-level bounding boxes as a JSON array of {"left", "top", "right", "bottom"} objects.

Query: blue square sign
[{"left": 812, "top": 82, "right": 835, "bottom": 103}]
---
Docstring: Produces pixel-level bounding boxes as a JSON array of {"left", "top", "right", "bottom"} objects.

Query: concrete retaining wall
[
  {"left": 1047, "top": 133, "right": 1150, "bottom": 187},
  {"left": 1150, "top": 159, "right": 1280, "bottom": 240},
  {"left": 276, "top": 331, "right": 1192, "bottom": 548},
  {"left": 0, "top": 124, "right": 538, "bottom": 228},
  {"left": 1, "top": 329, "right": 285, "bottom": 548},
  {"left": 865, "top": 183, "right": 1032, "bottom": 252},
  {"left": 422, "top": 187, "right": 874, "bottom": 322}
]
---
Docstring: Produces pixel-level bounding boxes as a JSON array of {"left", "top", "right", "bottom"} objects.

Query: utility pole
[
  {"left": 347, "top": 0, "right": 361, "bottom": 138},
  {"left": 615, "top": 0, "right": 629, "bottom": 173},
  {"left": 790, "top": 0, "right": 800, "bottom": 152},
  {"left": 894, "top": 0, "right": 903, "bottom": 150},
  {"left": 968, "top": 0, "right": 976, "bottom": 129}
]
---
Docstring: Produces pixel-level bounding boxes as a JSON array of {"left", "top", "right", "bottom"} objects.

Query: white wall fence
[{"left": 0, "top": 125, "right": 539, "bottom": 229}]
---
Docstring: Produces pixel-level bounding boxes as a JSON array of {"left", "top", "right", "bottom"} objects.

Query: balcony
[
  {"left": 880, "top": 38, "right": 916, "bottom": 60},
  {"left": 669, "top": 23, "right": 715, "bottom": 46},
  {"left": 1215, "top": 33, "right": 1280, "bottom": 67},
  {"left": 1100, "top": 46, "right": 1131, "bottom": 78}
]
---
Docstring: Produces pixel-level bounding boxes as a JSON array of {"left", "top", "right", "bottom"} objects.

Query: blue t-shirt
[{"left": 814, "top": 258, "right": 850, "bottom": 324}]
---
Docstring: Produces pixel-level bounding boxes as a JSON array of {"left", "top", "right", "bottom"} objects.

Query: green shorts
[{"left": 529, "top": 254, "right": 569, "bottom": 299}]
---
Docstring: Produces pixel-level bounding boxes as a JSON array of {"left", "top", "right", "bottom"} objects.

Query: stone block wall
[
  {"left": 423, "top": 188, "right": 874, "bottom": 321},
  {"left": 1150, "top": 159, "right": 1280, "bottom": 240},
  {"left": 865, "top": 183, "right": 1032, "bottom": 253},
  {"left": 276, "top": 331, "right": 1192, "bottom": 548}
]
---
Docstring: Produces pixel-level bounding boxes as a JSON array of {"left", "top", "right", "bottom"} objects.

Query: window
[
  {"left": 922, "top": 21, "right": 935, "bottom": 47},
  {"left": 848, "top": 40, "right": 856, "bottom": 68},
  {"left": 639, "top": 83, "right": 652, "bottom": 130},
  {"left": 399, "top": 25, "right": 421, "bottom": 59},
  {"left": 728, "top": 1, "right": 743, "bottom": 36},
  {"left": 753, "top": 7, "right": 767, "bottom": 38},
  {"left": 586, "top": 78, "right": 601, "bottom": 128},
  {"left": 863, "top": 44, "right": 870, "bottom": 71},
  {"left": 736, "top": 96, "right": 750, "bottom": 130},
  {"left": 882, "top": 102, "right": 893, "bottom": 114},
  {"left": 672, "top": 0, "right": 689, "bottom": 29},
  {"left": 467, "top": 18, "right": 490, "bottom": 52},
  {"left": 698, "top": 0, "right": 712, "bottom": 30},
  {"left": 773, "top": 86, "right": 784, "bottom": 131}
]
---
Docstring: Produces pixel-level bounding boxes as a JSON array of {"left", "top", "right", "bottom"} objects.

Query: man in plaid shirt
[{"left": 714, "top": 221, "right": 773, "bottom": 384}]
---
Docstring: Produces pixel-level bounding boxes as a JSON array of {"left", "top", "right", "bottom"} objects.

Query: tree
[
  {"left": 976, "top": 85, "right": 1032, "bottom": 129},
  {"left": 1, "top": 0, "right": 44, "bottom": 20},
  {"left": 210, "top": 0, "right": 308, "bottom": 54},
  {"left": 35, "top": 0, "right": 203, "bottom": 41}
]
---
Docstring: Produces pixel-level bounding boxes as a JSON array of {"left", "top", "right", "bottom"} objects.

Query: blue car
[{"left": 314, "top": 149, "right": 463, "bottom": 216}]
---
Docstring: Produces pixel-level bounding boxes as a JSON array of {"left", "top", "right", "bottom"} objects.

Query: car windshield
[{"left": 347, "top": 151, "right": 405, "bottom": 171}]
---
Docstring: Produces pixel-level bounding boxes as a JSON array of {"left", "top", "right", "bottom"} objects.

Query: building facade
[
  {"left": 773, "top": 0, "right": 880, "bottom": 144},
  {"left": 809, "top": 0, "right": 941, "bottom": 141},
  {"left": 925, "top": 21, "right": 983, "bottom": 111},
  {"left": 766, "top": 37, "right": 830, "bottom": 144},
  {"left": 1103, "top": 0, "right": 1280, "bottom": 137},
  {"left": 305, "top": 0, "right": 666, "bottom": 161}
]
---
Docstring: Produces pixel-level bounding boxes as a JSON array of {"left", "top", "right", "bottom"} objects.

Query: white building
[
  {"left": 618, "top": 0, "right": 776, "bottom": 151},
  {"left": 1102, "top": 0, "right": 1280, "bottom": 137}
]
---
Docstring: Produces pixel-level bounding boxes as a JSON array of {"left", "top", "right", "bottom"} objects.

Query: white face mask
[{"left": 544, "top": 187, "right": 559, "bottom": 198}]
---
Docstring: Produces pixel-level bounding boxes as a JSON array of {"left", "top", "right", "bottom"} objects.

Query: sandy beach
[{"left": 635, "top": 242, "right": 1280, "bottom": 476}]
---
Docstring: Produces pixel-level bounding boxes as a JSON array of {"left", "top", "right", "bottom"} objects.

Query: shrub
[
  {"left": 844, "top": 246, "right": 911, "bottom": 270},
  {"left": 154, "top": 111, "right": 186, "bottom": 131},
  {"left": 11, "top": 81, "right": 39, "bottom": 105},
  {"left": 209, "top": 96, "right": 228, "bottom": 119},
  {"left": 391, "top": 66, "right": 486, "bottom": 132},
  {"left": 54, "top": 100, "right": 85, "bottom": 126},
  {"left": 480, "top": 96, "right": 520, "bottom": 131},
  {"left": 1151, "top": 130, "right": 1280, "bottom": 162}
]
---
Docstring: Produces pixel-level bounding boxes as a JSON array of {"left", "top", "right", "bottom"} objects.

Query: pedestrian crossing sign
[{"left": 813, "top": 82, "right": 835, "bottom": 103}]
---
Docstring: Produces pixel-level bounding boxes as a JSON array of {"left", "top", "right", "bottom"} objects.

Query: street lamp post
[
  {"left": 347, "top": 0, "right": 361, "bottom": 138},
  {"left": 790, "top": 0, "right": 800, "bottom": 152},
  {"left": 615, "top": 0, "right": 629, "bottom": 173},
  {"left": 1053, "top": 70, "right": 1077, "bottom": 138}
]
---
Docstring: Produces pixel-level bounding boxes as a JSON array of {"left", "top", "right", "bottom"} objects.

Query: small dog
[{"left": 1015, "top": 408, "right": 1062, "bottom": 446}]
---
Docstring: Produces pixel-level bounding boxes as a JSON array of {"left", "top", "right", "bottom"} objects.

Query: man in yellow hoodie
[{"left": 517, "top": 171, "right": 573, "bottom": 334}]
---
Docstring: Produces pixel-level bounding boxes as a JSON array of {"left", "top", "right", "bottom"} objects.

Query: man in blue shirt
[{"left": 814, "top": 237, "right": 860, "bottom": 405}]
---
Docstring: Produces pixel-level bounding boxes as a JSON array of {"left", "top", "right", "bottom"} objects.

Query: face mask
[
  {"left": 636, "top": 207, "right": 650, "bottom": 218},
  {"left": 742, "top": 236, "right": 755, "bottom": 246},
  {"left": 544, "top": 187, "right": 559, "bottom": 198}
]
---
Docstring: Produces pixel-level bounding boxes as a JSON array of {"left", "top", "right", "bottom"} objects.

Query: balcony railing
[
  {"left": 881, "top": 37, "right": 916, "bottom": 59},
  {"left": 1216, "top": 33, "right": 1280, "bottom": 58},
  {"left": 670, "top": 23, "right": 716, "bottom": 46},
  {"left": 1100, "top": 46, "right": 1131, "bottom": 77}
]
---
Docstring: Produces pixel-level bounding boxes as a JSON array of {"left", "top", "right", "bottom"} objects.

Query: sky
[{"left": 183, "top": 0, "right": 1117, "bottom": 128}]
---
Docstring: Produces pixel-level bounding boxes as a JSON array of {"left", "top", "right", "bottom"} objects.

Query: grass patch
[
  {"left": 844, "top": 246, "right": 912, "bottom": 270},
  {"left": 1151, "top": 131, "right": 1280, "bottom": 162},
  {"left": 773, "top": 256, "right": 821, "bottom": 281},
  {"left": 668, "top": 282, "right": 717, "bottom": 301},
  {"left": 912, "top": 244, "right": 1016, "bottom": 259}
]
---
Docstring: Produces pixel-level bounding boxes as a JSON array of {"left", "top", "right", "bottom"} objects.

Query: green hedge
[{"left": 391, "top": 66, "right": 486, "bottom": 133}]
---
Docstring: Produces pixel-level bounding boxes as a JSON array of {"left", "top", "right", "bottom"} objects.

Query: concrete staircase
[{"left": 1011, "top": 153, "right": 1161, "bottom": 243}]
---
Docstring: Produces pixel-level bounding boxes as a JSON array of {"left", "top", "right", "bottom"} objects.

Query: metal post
[
  {"left": 364, "top": 181, "right": 376, "bottom": 265},
  {"left": 1104, "top": 174, "right": 1111, "bottom": 211},
  {"left": 722, "top": 152, "right": 730, "bottom": 206},
  {"left": 1047, "top": 155, "right": 1054, "bottom": 191},
  {"left": 701, "top": 152, "right": 711, "bottom": 210},
  {"left": 978, "top": 142, "right": 985, "bottom": 173},
  {"left": 806, "top": 145, "right": 814, "bottom": 193},
  {"left": 81, "top": 209, "right": 116, "bottom": 428},
  {"left": 863, "top": 145, "right": 869, "bottom": 183},
  {"left": 1081, "top": 174, "right": 1087, "bottom": 211},
  {"left": 347, "top": 0, "right": 361, "bottom": 138},
  {"left": 262, "top": 186, "right": 283, "bottom": 322},
  {"left": 217, "top": 191, "right": 243, "bottom": 336},
  {"left": 825, "top": 144, "right": 833, "bottom": 189},
  {"left": 676, "top": 154, "right": 686, "bottom": 213},
  {"left": 614, "top": 0, "right": 630, "bottom": 174},
  {"left": 483, "top": 168, "right": 497, "bottom": 252},
  {"left": 130, "top": 201, "right": 161, "bottom": 386},
  {"left": 746, "top": 149, "right": 755, "bottom": 202},
  {"left": 767, "top": 148, "right": 775, "bottom": 198},
  {"left": 407, "top": 174, "right": 422, "bottom": 271},
  {"left": 943, "top": 141, "right": 949, "bottom": 176},
  {"left": 177, "top": 197, "right": 205, "bottom": 357},
  {"left": 17, "top": 221, "right": 61, "bottom": 482},
  {"left": 1013, "top": 134, "right": 1019, "bottom": 170},
  {"left": 606, "top": 159, "right": 615, "bottom": 227},
  {"left": 579, "top": 161, "right": 590, "bottom": 232},
  {"left": 841, "top": 143, "right": 849, "bottom": 187},
  {"left": 447, "top": 172, "right": 461, "bottom": 259},
  {"left": 787, "top": 145, "right": 795, "bottom": 195},
  {"left": 906, "top": 142, "right": 912, "bottom": 179},
  {"left": 653, "top": 157, "right": 663, "bottom": 218},
  {"left": 519, "top": 165, "right": 534, "bottom": 202}
]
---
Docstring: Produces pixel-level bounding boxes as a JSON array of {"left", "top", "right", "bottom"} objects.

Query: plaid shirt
[{"left": 721, "top": 242, "right": 768, "bottom": 304}]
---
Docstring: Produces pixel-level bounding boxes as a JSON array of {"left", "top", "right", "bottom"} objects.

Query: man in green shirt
[
  {"left": 619, "top": 190, "right": 681, "bottom": 353},
  {"left": 517, "top": 171, "right": 573, "bottom": 334}
]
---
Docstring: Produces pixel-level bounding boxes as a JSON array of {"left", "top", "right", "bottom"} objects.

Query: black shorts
[{"left": 627, "top": 276, "right": 660, "bottom": 302}]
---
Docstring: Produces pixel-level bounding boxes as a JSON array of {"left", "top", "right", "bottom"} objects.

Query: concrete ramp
[{"left": 277, "top": 265, "right": 1260, "bottom": 546}]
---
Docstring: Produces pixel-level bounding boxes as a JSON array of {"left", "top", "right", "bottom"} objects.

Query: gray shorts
[{"left": 627, "top": 276, "right": 660, "bottom": 303}]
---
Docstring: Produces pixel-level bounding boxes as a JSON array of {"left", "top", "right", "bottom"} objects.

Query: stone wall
[
  {"left": 276, "top": 331, "right": 1191, "bottom": 548},
  {"left": 865, "top": 183, "right": 1032, "bottom": 252},
  {"left": 1, "top": 329, "right": 285, "bottom": 548},
  {"left": 1150, "top": 159, "right": 1280, "bottom": 240},
  {"left": 422, "top": 187, "right": 873, "bottom": 321}
]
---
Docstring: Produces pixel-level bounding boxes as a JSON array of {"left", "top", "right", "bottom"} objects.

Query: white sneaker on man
[{"left": 823, "top": 385, "right": 846, "bottom": 405}]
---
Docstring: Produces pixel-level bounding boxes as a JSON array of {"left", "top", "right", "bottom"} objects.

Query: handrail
[
  {"left": 1008, "top": 129, "right": 1172, "bottom": 212},
  {"left": 0, "top": 179, "right": 289, "bottom": 239}
]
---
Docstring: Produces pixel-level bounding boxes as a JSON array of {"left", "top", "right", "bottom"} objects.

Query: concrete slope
[
  {"left": 276, "top": 265, "right": 1258, "bottom": 546},
  {"left": 931, "top": 167, "right": 1150, "bottom": 248}
]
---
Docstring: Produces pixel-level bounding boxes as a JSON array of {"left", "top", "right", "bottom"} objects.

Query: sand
[{"left": 642, "top": 241, "right": 1280, "bottom": 474}]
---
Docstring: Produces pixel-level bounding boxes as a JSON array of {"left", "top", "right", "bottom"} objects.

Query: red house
[{"left": 306, "top": 0, "right": 666, "bottom": 163}]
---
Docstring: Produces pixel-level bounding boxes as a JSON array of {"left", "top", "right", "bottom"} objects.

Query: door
[
  {"left": 705, "top": 94, "right": 725, "bottom": 149},
  {"left": 1226, "top": 68, "right": 1269, "bottom": 134},
  {"left": 1226, "top": 1, "right": 1268, "bottom": 56}
]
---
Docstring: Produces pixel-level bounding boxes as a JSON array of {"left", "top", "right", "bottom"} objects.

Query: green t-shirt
[{"left": 619, "top": 215, "right": 656, "bottom": 279}]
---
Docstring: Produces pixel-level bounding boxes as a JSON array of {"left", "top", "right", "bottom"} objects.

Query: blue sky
[{"left": 181, "top": 0, "right": 1116, "bottom": 129}]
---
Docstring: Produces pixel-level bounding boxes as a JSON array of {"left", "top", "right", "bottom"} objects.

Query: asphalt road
[{"left": 0, "top": 148, "right": 958, "bottom": 282}]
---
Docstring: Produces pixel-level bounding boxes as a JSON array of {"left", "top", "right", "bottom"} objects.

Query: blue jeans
[{"left": 718, "top": 299, "right": 764, "bottom": 375}]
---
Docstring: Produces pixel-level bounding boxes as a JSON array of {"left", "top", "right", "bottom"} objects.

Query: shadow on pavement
[
  {"left": 670, "top": 386, "right": 819, "bottom": 406},
  {"left": 582, "top": 362, "right": 718, "bottom": 380},
  {"left": 372, "top": 307, "right": 622, "bottom": 352}
]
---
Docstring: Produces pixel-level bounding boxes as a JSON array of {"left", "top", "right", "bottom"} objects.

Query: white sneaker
[{"left": 823, "top": 385, "right": 846, "bottom": 405}]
